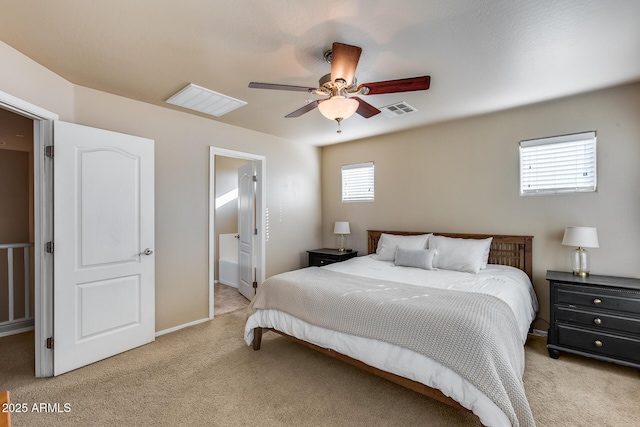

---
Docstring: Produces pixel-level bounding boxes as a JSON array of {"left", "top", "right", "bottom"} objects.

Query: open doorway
[
  {"left": 208, "top": 147, "right": 266, "bottom": 318},
  {"left": 0, "top": 94, "right": 55, "bottom": 378},
  {"left": 0, "top": 108, "right": 35, "bottom": 338},
  {"left": 214, "top": 156, "right": 251, "bottom": 313},
  {"left": 0, "top": 113, "right": 36, "bottom": 380}
]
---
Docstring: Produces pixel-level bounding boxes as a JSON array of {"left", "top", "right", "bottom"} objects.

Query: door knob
[{"left": 141, "top": 248, "right": 153, "bottom": 256}]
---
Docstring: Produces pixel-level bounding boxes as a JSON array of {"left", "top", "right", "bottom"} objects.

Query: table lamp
[
  {"left": 334, "top": 221, "right": 350, "bottom": 252},
  {"left": 562, "top": 226, "right": 599, "bottom": 276}
]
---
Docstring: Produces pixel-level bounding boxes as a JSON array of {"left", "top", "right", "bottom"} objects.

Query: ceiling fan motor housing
[{"left": 318, "top": 73, "right": 361, "bottom": 96}]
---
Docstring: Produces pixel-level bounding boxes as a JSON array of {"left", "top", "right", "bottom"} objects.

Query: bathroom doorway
[{"left": 208, "top": 147, "right": 265, "bottom": 318}]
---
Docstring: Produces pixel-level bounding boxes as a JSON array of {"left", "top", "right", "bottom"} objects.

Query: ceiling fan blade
[
  {"left": 285, "top": 100, "right": 320, "bottom": 118},
  {"left": 249, "top": 82, "right": 316, "bottom": 92},
  {"left": 330, "top": 42, "right": 362, "bottom": 86},
  {"left": 354, "top": 97, "right": 381, "bottom": 118},
  {"left": 359, "top": 76, "right": 431, "bottom": 95}
]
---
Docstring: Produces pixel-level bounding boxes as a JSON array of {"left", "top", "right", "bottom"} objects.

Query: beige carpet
[
  {"left": 214, "top": 283, "right": 249, "bottom": 315},
  {"left": 1, "top": 308, "right": 639, "bottom": 427}
]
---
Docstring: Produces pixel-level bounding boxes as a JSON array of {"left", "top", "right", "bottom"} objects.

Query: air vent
[
  {"left": 166, "top": 83, "right": 247, "bottom": 117},
  {"left": 380, "top": 101, "right": 417, "bottom": 118}
]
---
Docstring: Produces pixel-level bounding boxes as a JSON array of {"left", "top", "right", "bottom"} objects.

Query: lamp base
[
  {"left": 571, "top": 247, "right": 591, "bottom": 278},
  {"left": 337, "top": 234, "right": 347, "bottom": 252}
]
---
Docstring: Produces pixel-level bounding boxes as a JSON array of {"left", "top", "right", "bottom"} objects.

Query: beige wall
[
  {"left": 322, "top": 82, "right": 640, "bottom": 329},
  {"left": 0, "top": 40, "right": 322, "bottom": 332},
  {"left": 0, "top": 150, "right": 30, "bottom": 243},
  {"left": 0, "top": 42, "right": 75, "bottom": 121}
]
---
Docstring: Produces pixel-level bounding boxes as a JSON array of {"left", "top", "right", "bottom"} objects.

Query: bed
[{"left": 245, "top": 230, "right": 537, "bottom": 427}]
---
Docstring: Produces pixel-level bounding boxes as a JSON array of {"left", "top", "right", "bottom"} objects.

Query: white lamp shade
[
  {"left": 318, "top": 96, "right": 359, "bottom": 121},
  {"left": 334, "top": 221, "right": 351, "bottom": 235},
  {"left": 562, "top": 226, "right": 599, "bottom": 248}
]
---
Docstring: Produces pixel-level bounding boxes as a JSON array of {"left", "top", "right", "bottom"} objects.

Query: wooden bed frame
[{"left": 252, "top": 230, "right": 534, "bottom": 415}]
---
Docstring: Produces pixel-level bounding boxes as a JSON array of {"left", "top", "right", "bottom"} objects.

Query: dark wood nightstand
[
  {"left": 307, "top": 248, "right": 358, "bottom": 267},
  {"left": 546, "top": 270, "right": 640, "bottom": 368}
]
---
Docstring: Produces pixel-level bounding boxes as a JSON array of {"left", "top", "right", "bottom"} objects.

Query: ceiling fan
[{"left": 249, "top": 42, "right": 431, "bottom": 133}]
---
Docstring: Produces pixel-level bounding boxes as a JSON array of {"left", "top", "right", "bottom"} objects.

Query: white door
[
  {"left": 53, "top": 121, "right": 155, "bottom": 375},
  {"left": 237, "top": 162, "right": 255, "bottom": 300}
]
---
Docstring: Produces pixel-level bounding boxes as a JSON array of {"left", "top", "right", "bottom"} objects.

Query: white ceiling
[{"left": 0, "top": 0, "right": 638, "bottom": 146}]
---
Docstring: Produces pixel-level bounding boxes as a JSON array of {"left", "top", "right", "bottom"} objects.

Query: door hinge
[
  {"left": 254, "top": 228, "right": 258, "bottom": 235},
  {"left": 45, "top": 241, "right": 54, "bottom": 253},
  {"left": 253, "top": 281, "right": 258, "bottom": 289},
  {"left": 46, "top": 337, "right": 54, "bottom": 349},
  {"left": 45, "top": 145, "right": 54, "bottom": 158},
  {"left": 252, "top": 175, "right": 257, "bottom": 182}
]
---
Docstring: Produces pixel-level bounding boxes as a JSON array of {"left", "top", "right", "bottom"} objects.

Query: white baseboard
[
  {"left": 529, "top": 328, "right": 548, "bottom": 337},
  {"left": 0, "top": 326, "right": 35, "bottom": 338},
  {"left": 155, "top": 317, "right": 210, "bottom": 337},
  {"left": 0, "top": 318, "right": 35, "bottom": 337}
]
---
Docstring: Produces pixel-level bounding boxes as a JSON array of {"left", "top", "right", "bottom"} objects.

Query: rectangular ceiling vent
[
  {"left": 380, "top": 101, "right": 417, "bottom": 118},
  {"left": 166, "top": 83, "right": 247, "bottom": 117}
]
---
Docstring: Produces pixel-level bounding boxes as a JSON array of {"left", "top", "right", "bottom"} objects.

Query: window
[
  {"left": 520, "top": 131, "right": 596, "bottom": 195},
  {"left": 342, "top": 162, "right": 374, "bottom": 202}
]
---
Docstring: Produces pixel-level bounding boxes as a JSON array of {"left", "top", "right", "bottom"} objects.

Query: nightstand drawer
[
  {"left": 557, "top": 324, "right": 640, "bottom": 364},
  {"left": 309, "top": 256, "right": 336, "bottom": 267},
  {"left": 555, "top": 306, "right": 640, "bottom": 334},
  {"left": 307, "top": 249, "right": 358, "bottom": 267},
  {"left": 557, "top": 287, "right": 640, "bottom": 315}
]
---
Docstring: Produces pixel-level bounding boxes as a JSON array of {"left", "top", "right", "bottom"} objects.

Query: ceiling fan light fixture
[{"left": 317, "top": 96, "right": 359, "bottom": 121}]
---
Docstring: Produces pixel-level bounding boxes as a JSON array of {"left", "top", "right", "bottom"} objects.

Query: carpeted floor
[
  {"left": 1, "top": 308, "right": 638, "bottom": 427},
  {"left": 214, "top": 283, "right": 249, "bottom": 315}
]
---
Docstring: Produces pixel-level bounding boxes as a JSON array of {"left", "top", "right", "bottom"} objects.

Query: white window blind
[
  {"left": 520, "top": 131, "right": 596, "bottom": 195},
  {"left": 342, "top": 162, "right": 374, "bottom": 202}
]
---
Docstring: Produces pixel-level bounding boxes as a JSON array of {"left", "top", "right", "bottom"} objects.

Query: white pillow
[
  {"left": 394, "top": 247, "right": 437, "bottom": 270},
  {"left": 429, "top": 235, "right": 493, "bottom": 274},
  {"left": 373, "top": 233, "right": 431, "bottom": 261}
]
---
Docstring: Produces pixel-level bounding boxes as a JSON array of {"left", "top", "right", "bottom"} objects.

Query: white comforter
[{"left": 245, "top": 256, "right": 538, "bottom": 427}]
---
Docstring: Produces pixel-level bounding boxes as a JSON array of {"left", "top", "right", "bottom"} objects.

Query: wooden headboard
[{"left": 367, "top": 230, "right": 533, "bottom": 281}]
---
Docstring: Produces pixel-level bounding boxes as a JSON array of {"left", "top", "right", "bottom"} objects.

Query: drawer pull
[
  {"left": 594, "top": 340, "right": 603, "bottom": 347},
  {"left": 593, "top": 298, "right": 602, "bottom": 305},
  {"left": 593, "top": 318, "right": 602, "bottom": 325}
]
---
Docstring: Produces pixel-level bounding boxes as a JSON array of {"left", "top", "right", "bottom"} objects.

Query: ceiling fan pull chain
[{"left": 335, "top": 118, "right": 343, "bottom": 133}]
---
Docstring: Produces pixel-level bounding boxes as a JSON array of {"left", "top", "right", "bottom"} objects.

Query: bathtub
[{"left": 219, "top": 233, "right": 239, "bottom": 288}]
